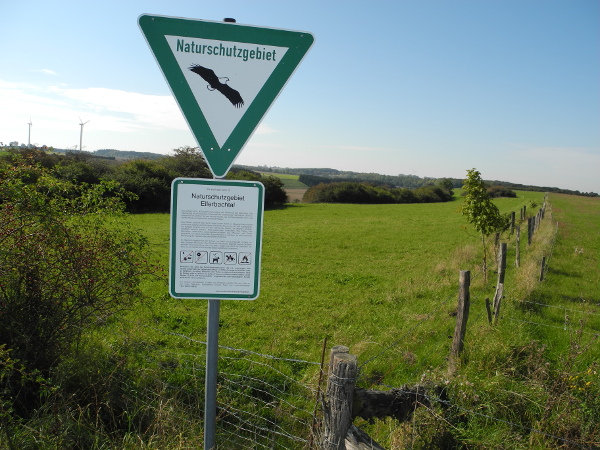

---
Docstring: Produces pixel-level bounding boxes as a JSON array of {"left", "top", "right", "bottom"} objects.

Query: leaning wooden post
[
  {"left": 515, "top": 225, "right": 521, "bottom": 268},
  {"left": 485, "top": 298, "right": 492, "bottom": 324},
  {"left": 492, "top": 243, "right": 507, "bottom": 324},
  {"left": 322, "top": 346, "right": 358, "bottom": 450},
  {"left": 449, "top": 270, "right": 470, "bottom": 375}
]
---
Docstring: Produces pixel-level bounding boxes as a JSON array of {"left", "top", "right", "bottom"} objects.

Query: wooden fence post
[
  {"left": 492, "top": 243, "right": 507, "bottom": 324},
  {"left": 322, "top": 346, "right": 357, "bottom": 450},
  {"left": 509, "top": 211, "right": 515, "bottom": 235},
  {"left": 449, "top": 270, "right": 470, "bottom": 375},
  {"left": 539, "top": 256, "right": 547, "bottom": 281},
  {"left": 527, "top": 217, "right": 533, "bottom": 245},
  {"left": 515, "top": 225, "right": 521, "bottom": 268}
]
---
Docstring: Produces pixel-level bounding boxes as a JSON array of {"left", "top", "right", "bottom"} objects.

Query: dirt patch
[{"left": 285, "top": 188, "right": 307, "bottom": 203}]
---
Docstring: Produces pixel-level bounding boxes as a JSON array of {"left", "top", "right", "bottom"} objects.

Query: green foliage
[
  {"left": 108, "top": 159, "right": 174, "bottom": 212},
  {"left": 460, "top": 169, "right": 506, "bottom": 237},
  {"left": 160, "top": 145, "right": 211, "bottom": 179},
  {"left": 227, "top": 169, "right": 289, "bottom": 206},
  {"left": 459, "top": 169, "right": 509, "bottom": 280},
  {"left": 302, "top": 181, "right": 453, "bottom": 204},
  {"left": 436, "top": 177, "right": 455, "bottom": 193},
  {"left": 487, "top": 184, "right": 517, "bottom": 198},
  {"left": 0, "top": 157, "right": 157, "bottom": 416}
]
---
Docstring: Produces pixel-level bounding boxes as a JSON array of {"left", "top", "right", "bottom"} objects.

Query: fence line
[
  {"left": 388, "top": 385, "right": 591, "bottom": 449},
  {"left": 505, "top": 316, "right": 600, "bottom": 336},
  {"left": 509, "top": 298, "right": 600, "bottom": 317}
]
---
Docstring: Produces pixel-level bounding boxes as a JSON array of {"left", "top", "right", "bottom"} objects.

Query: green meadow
[
  {"left": 133, "top": 191, "right": 540, "bottom": 360},
  {"left": 120, "top": 190, "right": 600, "bottom": 447}
]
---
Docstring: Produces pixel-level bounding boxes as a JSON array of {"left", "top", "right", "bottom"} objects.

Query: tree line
[
  {"left": 302, "top": 180, "right": 455, "bottom": 204},
  {"left": 0, "top": 146, "right": 289, "bottom": 212},
  {"left": 237, "top": 164, "right": 598, "bottom": 197}
]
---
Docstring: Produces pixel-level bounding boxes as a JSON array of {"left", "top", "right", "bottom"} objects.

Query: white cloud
[
  {"left": 0, "top": 80, "right": 190, "bottom": 149},
  {"left": 255, "top": 123, "right": 277, "bottom": 135}
]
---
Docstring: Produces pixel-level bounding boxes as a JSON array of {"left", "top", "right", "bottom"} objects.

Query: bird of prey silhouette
[{"left": 189, "top": 64, "right": 244, "bottom": 108}]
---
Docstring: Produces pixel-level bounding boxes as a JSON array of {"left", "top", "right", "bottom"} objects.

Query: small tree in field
[
  {"left": 0, "top": 157, "right": 158, "bottom": 415},
  {"left": 459, "top": 168, "right": 507, "bottom": 282}
]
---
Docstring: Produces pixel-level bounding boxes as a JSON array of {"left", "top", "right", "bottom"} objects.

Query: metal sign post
[{"left": 205, "top": 298, "right": 220, "bottom": 449}]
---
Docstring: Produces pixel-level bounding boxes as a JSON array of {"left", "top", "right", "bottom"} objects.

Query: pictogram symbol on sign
[
  {"left": 180, "top": 250, "right": 194, "bottom": 263},
  {"left": 190, "top": 65, "right": 244, "bottom": 108},
  {"left": 195, "top": 251, "right": 208, "bottom": 264},
  {"left": 209, "top": 252, "right": 222, "bottom": 264}
]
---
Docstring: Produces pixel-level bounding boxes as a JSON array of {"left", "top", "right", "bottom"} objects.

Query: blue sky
[{"left": 1, "top": 1, "right": 598, "bottom": 193}]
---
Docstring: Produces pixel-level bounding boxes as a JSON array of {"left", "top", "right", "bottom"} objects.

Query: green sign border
[
  {"left": 139, "top": 14, "right": 314, "bottom": 177},
  {"left": 169, "top": 178, "right": 264, "bottom": 300}
]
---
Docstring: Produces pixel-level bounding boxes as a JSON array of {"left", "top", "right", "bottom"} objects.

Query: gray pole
[
  {"left": 205, "top": 167, "right": 227, "bottom": 449},
  {"left": 205, "top": 20, "right": 235, "bottom": 447},
  {"left": 204, "top": 298, "right": 220, "bottom": 449}
]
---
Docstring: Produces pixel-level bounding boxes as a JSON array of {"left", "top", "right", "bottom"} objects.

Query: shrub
[
  {"left": 0, "top": 157, "right": 157, "bottom": 415},
  {"left": 302, "top": 182, "right": 453, "bottom": 204},
  {"left": 108, "top": 159, "right": 174, "bottom": 212},
  {"left": 487, "top": 185, "right": 517, "bottom": 198},
  {"left": 226, "top": 170, "right": 288, "bottom": 206}
]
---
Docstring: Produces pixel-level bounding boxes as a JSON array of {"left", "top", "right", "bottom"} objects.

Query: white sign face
[
  {"left": 139, "top": 15, "right": 314, "bottom": 178},
  {"left": 170, "top": 178, "right": 264, "bottom": 300},
  {"left": 165, "top": 36, "right": 288, "bottom": 147}
]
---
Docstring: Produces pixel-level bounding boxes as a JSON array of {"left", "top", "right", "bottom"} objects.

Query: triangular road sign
[{"left": 139, "top": 14, "right": 314, "bottom": 177}]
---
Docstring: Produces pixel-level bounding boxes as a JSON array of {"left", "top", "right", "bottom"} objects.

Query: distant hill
[
  {"left": 93, "top": 149, "right": 165, "bottom": 160},
  {"left": 234, "top": 165, "right": 598, "bottom": 197}
]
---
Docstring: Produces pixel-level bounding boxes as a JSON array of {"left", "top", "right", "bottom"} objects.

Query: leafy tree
[
  {"left": 459, "top": 168, "right": 508, "bottom": 281},
  {"left": 109, "top": 159, "right": 174, "bottom": 212},
  {"left": 487, "top": 185, "right": 517, "bottom": 198},
  {"left": 227, "top": 170, "right": 288, "bottom": 206},
  {"left": 436, "top": 178, "right": 455, "bottom": 195},
  {"left": 159, "top": 146, "right": 211, "bottom": 179},
  {"left": 0, "top": 157, "right": 157, "bottom": 415}
]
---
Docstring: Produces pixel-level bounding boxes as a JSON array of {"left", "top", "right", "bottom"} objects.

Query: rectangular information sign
[{"left": 169, "top": 178, "right": 264, "bottom": 299}]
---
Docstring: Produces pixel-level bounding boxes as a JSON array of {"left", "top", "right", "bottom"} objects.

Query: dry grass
[{"left": 512, "top": 206, "right": 558, "bottom": 299}]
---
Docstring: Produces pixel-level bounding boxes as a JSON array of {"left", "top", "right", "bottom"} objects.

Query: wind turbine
[
  {"left": 27, "top": 118, "right": 32, "bottom": 147},
  {"left": 78, "top": 117, "right": 90, "bottom": 151}
]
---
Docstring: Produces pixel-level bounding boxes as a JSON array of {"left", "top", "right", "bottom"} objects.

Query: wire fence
[
  {"left": 91, "top": 266, "right": 598, "bottom": 447},
  {"left": 110, "top": 318, "right": 323, "bottom": 449}
]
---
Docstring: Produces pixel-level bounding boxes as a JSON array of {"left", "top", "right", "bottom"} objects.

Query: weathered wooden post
[
  {"left": 322, "top": 346, "right": 358, "bottom": 450},
  {"left": 449, "top": 270, "right": 470, "bottom": 375},
  {"left": 485, "top": 298, "right": 492, "bottom": 324},
  {"left": 509, "top": 211, "right": 515, "bottom": 235},
  {"left": 539, "top": 256, "right": 547, "bottom": 281},
  {"left": 515, "top": 225, "right": 521, "bottom": 268},
  {"left": 527, "top": 217, "right": 533, "bottom": 245},
  {"left": 492, "top": 243, "right": 507, "bottom": 324}
]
